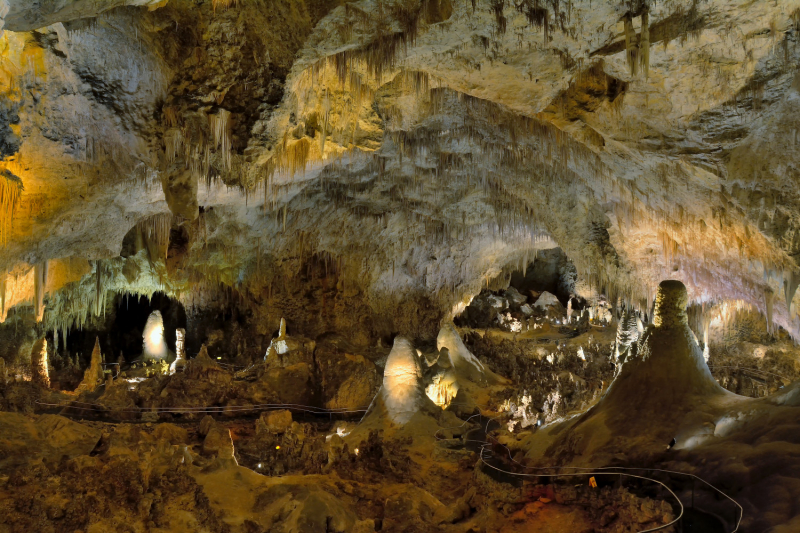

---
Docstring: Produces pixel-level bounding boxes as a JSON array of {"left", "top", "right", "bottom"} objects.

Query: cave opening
[
  {"left": 454, "top": 247, "right": 588, "bottom": 331},
  {"left": 57, "top": 292, "right": 186, "bottom": 366},
  {"left": 111, "top": 292, "right": 186, "bottom": 363}
]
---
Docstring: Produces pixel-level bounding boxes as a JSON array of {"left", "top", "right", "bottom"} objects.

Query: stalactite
[
  {"left": 765, "top": 288, "right": 775, "bottom": 335},
  {"left": 93, "top": 260, "right": 103, "bottom": 317},
  {"left": 785, "top": 270, "right": 800, "bottom": 314},
  {"left": 210, "top": 109, "right": 232, "bottom": 171},
  {"left": 34, "top": 261, "right": 48, "bottom": 323},
  {"left": 624, "top": 15, "right": 638, "bottom": 77},
  {"left": 641, "top": 10, "right": 650, "bottom": 79},
  {"left": 0, "top": 271, "right": 6, "bottom": 322}
]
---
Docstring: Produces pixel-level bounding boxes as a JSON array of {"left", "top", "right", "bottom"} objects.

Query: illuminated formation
[
  {"left": 380, "top": 336, "right": 423, "bottom": 425},
  {"left": 142, "top": 310, "right": 168, "bottom": 360},
  {"left": 170, "top": 328, "right": 186, "bottom": 374},
  {"left": 424, "top": 347, "right": 459, "bottom": 409},
  {"left": 608, "top": 280, "right": 723, "bottom": 404},
  {"left": 76, "top": 337, "right": 104, "bottom": 393},
  {"left": 29, "top": 337, "right": 49, "bottom": 388},
  {"left": 265, "top": 317, "right": 289, "bottom": 358},
  {"left": 614, "top": 308, "right": 641, "bottom": 367},
  {"left": 436, "top": 323, "right": 486, "bottom": 385}
]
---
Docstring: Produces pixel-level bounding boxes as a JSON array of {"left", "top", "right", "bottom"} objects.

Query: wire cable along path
[
  {"left": 435, "top": 407, "right": 744, "bottom": 533},
  {"left": 35, "top": 399, "right": 370, "bottom": 417},
  {"left": 38, "top": 398, "right": 742, "bottom": 532}
]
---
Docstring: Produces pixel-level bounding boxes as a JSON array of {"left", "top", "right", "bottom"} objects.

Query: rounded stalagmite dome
[
  {"left": 652, "top": 280, "right": 689, "bottom": 329},
  {"left": 548, "top": 279, "right": 732, "bottom": 459},
  {"left": 381, "top": 336, "right": 423, "bottom": 425}
]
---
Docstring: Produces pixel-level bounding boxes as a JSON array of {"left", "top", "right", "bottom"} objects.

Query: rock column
[{"left": 30, "top": 337, "right": 50, "bottom": 388}]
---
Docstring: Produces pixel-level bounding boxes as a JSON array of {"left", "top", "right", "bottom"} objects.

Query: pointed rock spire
[
  {"left": 30, "top": 337, "right": 49, "bottom": 388},
  {"left": 76, "top": 337, "right": 104, "bottom": 393}
]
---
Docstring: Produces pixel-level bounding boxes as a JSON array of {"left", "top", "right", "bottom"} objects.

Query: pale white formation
[
  {"left": 533, "top": 292, "right": 560, "bottom": 309},
  {"left": 30, "top": 338, "right": 49, "bottom": 388},
  {"left": 577, "top": 347, "right": 587, "bottom": 361},
  {"left": 436, "top": 322, "right": 486, "bottom": 384},
  {"left": 142, "top": 310, "right": 168, "bottom": 360},
  {"left": 169, "top": 328, "right": 186, "bottom": 374},
  {"left": 502, "top": 392, "right": 536, "bottom": 432},
  {"left": 381, "top": 336, "right": 423, "bottom": 425},
  {"left": 614, "top": 308, "right": 640, "bottom": 363},
  {"left": 265, "top": 317, "right": 289, "bottom": 360},
  {"left": 424, "top": 348, "right": 459, "bottom": 409}
]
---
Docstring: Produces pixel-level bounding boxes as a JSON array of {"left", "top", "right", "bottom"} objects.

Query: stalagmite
[
  {"left": 599, "top": 280, "right": 726, "bottom": 423},
  {"left": 143, "top": 310, "right": 168, "bottom": 360},
  {"left": 30, "top": 337, "right": 49, "bottom": 388},
  {"left": 425, "top": 347, "right": 460, "bottom": 409},
  {"left": 381, "top": 336, "right": 423, "bottom": 425},
  {"left": 265, "top": 317, "right": 289, "bottom": 359},
  {"left": 436, "top": 322, "right": 486, "bottom": 384},
  {"left": 264, "top": 343, "right": 278, "bottom": 363},
  {"left": 77, "top": 337, "right": 105, "bottom": 393},
  {"left": 170, "top": 328, "right": 186, "bottom": 374},
  {"left": 186, "top": 344, "right": 223, "bottom": 378},
  {"left": 614, "top": 308, "right": 639, "bottom": 365}
]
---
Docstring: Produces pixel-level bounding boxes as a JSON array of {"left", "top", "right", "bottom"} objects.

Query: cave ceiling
[{"left": 0, "top": 0, "right": 798, "bottom": 337}]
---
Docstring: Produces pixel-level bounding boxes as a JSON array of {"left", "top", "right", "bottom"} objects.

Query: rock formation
[
  {"left": 424, "top": 347, "right": 460, "bottom": 409},
  {"left": 185, "top": 345, "right": 221, "bottom": 379},
  {"left": 265, "top": 317, "right": 289, "bottom": 360},
  {"left": 142, "top": 310, "right": 168, "bottom": 360},
  {"left": 614, "top": 307, "right": 640, "bottom": 366},
  {"left": 436, "top": 323, "right": 486, "bottom": 385},
  {"left": 169, "top": 327, "right": 186, "bottom": 374},
  {"left": 606, "top": 280, "right": 726, "bottom": 410},
  {"left": 76, "top": 337, "right": 105, "bottom": 393},
  {"left": 29, "top": 337, "right": 49, "bottom": 388},
  {"left": 380, "top": 336, "right": 424, "bottom": 426},
  {"left": 533, "top": 280, "right": 732, "bottom": 463}
]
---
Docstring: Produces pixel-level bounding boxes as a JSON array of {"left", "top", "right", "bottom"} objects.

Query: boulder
[
  {"left": 316, "top": 339, "right": 379, "bottom": 410},
  {"left": 202, "top": 423, "right": 234, "bottom": 458},
  {"left": 262, "top": 409, "right": 293, "bottom": 432},
  {"left": 0, "top": 412, "right": 101, "bottom": 469}
]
